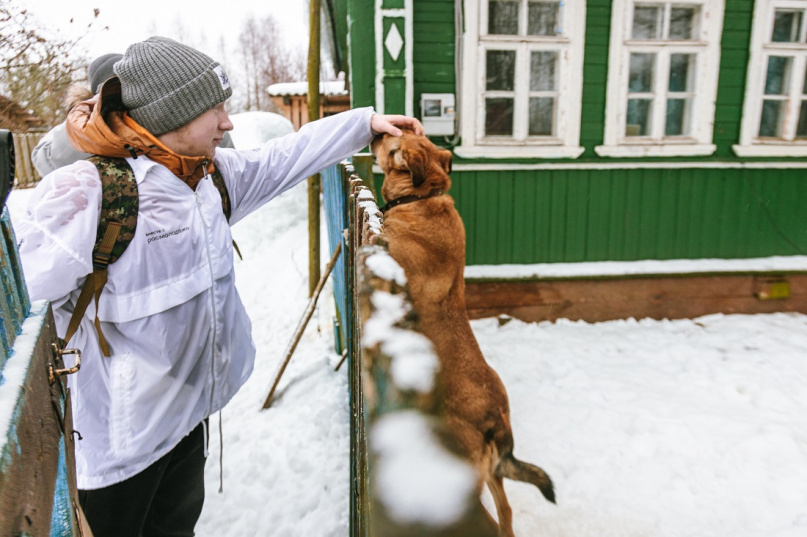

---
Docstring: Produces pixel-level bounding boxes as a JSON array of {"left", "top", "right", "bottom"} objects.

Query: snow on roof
[{"left": 267, "top": 80, "right": 348, "bottom": 97}]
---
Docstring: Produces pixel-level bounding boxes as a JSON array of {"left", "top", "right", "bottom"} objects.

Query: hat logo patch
[{"left": 214, "top": 65, "right": 230, "bottom": 90}]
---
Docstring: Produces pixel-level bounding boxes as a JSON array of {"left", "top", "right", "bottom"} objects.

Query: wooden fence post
[{"left": 307, "top": 0, "right": 322, "bottom": 297}]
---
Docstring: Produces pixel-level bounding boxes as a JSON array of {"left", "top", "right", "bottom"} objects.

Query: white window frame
[
  {"left": 455, "top": 0, "right": 586, "bottom": 159},
  {"left": 735, "top": 0, "right": 807, "bottom": 157},
  {"left": 596, "top": 0, "right": 724, "bottom": 158}
]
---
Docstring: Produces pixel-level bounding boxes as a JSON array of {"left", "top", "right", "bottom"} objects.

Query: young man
[{"left": 16, "top": 36, "right": 422, "bottom": 537}]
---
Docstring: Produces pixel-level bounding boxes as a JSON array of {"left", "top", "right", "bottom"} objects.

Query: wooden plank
[
  {"left": 0, "top": 211, "right": 28, "bottom": 366},
  {"left": 0, "top": 303, "right": 65, "bottom": 535},
  {"left": 465, "top": 274, "right": 807, "bottom": 324},
  {"left": 655, "top": 168, "right": 678, "bottom": 259},
  {"left": 586, "top": 170, "right": 610, "bottom": 261},
  {"left": 565, "top": 169, "right": 587, "bottom": 261}
]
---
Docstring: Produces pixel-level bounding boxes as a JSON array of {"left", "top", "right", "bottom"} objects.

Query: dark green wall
[
  {"left": 347, "top": 0, "right": 807, "bottom": 265},
  {"left": 346, "top": 0, "right": 375, "bottom": 108},
  {"left": 452, "top": 167, "right": 807, "bottom": 264},
  {"left": 412, "top": 0, "right": 456, "bottom": 116}
]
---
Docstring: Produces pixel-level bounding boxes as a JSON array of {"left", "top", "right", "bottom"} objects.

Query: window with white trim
[
  {"left": 735, "top": 0, "right": 807, "bottom": 157},
  {"left": 456, "top": 0, "right": 586, "bottom": 159},
  {"left": 597, "top": 0, "right": 725, "bottom": 157}
]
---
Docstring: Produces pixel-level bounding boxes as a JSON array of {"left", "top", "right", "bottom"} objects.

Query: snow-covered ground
[
  {"left": 6, "top": 118, "right": 807, "bottom": 535},
  {"left": 203, "top": 179, "right": 806, "bottom": 537}
]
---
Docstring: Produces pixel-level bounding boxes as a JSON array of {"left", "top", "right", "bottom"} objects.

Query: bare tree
[
  {"left": 0, "top": 2, "right": 99, "bottom": 128},
  {"left": 237, "top": 15, "right": 306, "bottom": 113}
]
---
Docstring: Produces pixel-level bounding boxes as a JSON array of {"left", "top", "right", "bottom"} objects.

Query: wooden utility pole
[{"left": 307, "top": 0, "right": 322, "bottom": 296}]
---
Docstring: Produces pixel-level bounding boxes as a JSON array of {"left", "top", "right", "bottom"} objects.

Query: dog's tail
[{"left": 495, "top": 452, "right": 556, "bottom": 504}]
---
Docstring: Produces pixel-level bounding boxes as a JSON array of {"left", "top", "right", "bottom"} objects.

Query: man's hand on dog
[{"left": 371, "top": 114, "right": 425, "bottom": 137}]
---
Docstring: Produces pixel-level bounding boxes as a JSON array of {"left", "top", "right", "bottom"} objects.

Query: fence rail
[
  {"left": 322, "top": 161, "right": 496, "bottom": 537},
  {"left": 0, "top": 207, "right": 86, "bottom": 535},
  {"left": 12, "top": 132, "right": 44, "bottom": 189}
]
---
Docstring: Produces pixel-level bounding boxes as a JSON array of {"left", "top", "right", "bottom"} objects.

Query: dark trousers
[{"left": 79, "top": 422, "right": 207, "bottom": 537}]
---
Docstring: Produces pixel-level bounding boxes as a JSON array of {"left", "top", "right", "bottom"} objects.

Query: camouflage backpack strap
[
  {"left": 210, "top": 163, "right": 243, "bottom": 259},
  {"left": 63, "top": 156, "right": 138, "bottom": 357},
  {"left": 89, "top": 156, "right": 139, "bottom": 263},
  {"left": 210, "top": 165, "right": 231, "bottom": 221}
]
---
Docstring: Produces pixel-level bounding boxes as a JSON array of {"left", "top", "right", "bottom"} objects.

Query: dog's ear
[
  {"left": 392, "top": 147, "right": 409, "bottom": 171},
  {"left": 402, "top": 146, "right": 429, "bottom": 187},
  {"left": 438, "top": 148, "right": 452, "bottom": 175}
]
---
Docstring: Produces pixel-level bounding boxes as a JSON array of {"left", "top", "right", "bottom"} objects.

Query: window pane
[
  {"left": 772, "top": 9, "right": 802, "bottom": 43},
  {"left": 669, "top": 54, "right": 694, "bottom": 92},
  {"left": 669, "top": 7, "right": 696, "bottom": 40},
  {"left": 530, "top": 51, "right": 557, "bottom": 91},
  {"left": 666, "top": 98, "right": 690, "bottom": 136},
  {"left": 528, "top": 1, "right": 559, "bottom": 36},
  {"left": 759, "top": 100, "right": 785, "bottom": 137},
  {"left": 629, "top": 53, "right": 655, "bottom": 93},
  {"left": 489, "top": 0, "right": 519, "bottom": 35},
  {"left": 485, "top": 98, "right": 514, "bottom": 135},
  {"left": 797, "top": 101, "right": 807, "bottom": 137},
  {"left": 632, "top": 5, "right": 661, "bottom": 39},
  {"left": 626, "top": 99, "right": 652, "bottom": 136},
  {"left": 764, "top": 56, "right": 792, "bottom": 95},
  {"left": 486, "top": 50, "right": 516, "bottom": 91},
  {"left": 529, "top": 97, "right": 554, "bottom": 135}
]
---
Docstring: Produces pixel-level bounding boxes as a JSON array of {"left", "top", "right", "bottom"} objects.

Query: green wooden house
[{"left": 328, "top": 0, "right": 807, "bottom": 321}]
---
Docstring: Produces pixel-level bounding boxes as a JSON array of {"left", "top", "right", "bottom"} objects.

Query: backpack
[{"left": 62, "top": 156, "right": 235, "bottom": 356}]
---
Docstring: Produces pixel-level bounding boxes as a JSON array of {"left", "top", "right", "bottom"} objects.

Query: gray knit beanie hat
[
  {"left": 115, "top": 36, "right": 232, "bottom": 136},
  {"left": 88, "top": 53, "right": 123, "bottom": 94}
]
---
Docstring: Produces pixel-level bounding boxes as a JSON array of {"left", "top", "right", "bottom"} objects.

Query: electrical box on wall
[{"left": 420, "top": 93, "right": 455, "bottom": 136}]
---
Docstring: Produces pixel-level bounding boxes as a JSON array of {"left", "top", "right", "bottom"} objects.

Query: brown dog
[{"left": 371, "top": 130, "right": 555, "bottom": 536}]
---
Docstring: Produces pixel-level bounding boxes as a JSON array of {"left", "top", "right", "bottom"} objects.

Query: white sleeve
[
  {"left": 214, "top": 107, "right": 376, "bottom": 225},
  {"left": 15, "top": 160, "right": 101, "bottom": 303},
  {"left": 31, "top": 122, "right": 92, "bottom": 177}
]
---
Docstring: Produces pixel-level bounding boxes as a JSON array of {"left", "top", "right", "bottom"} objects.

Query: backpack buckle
[{"left": 92, "top": 251, "right": 112, "bottom": 270}]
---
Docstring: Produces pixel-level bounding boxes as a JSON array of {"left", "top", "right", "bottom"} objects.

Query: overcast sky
[{"left": 24, "top": 0, "right": 310, "bottom": 63}]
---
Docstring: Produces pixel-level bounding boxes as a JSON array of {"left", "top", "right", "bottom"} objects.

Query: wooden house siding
[
  {"left": 712, "top": 2, "right": 754, "bottom": 159},
  {"left": 453, "top": 166, "right": 807, "bottom": 265},
  {"left": 412, "top": 0, "right": 456, "bottom": 110},
  {"left": 346, "top": 0, "right": 376, "bottom": 109},
  {"left": 578, "top": 1, "right": 611, "bottom": 157},
  {"left": 344, "top": 0, "right": 807, "bottom": 266}
]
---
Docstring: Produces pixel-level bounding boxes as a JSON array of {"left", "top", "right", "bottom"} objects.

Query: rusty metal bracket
[{"left": 49, "top": 343, "right": 81, "bottom": 385}]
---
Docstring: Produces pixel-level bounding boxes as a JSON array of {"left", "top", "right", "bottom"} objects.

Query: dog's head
[{"left": 371, "top": 128, "right": 453, "bottom": 201}]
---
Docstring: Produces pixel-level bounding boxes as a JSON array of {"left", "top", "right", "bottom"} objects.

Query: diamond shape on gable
[{"left": 384, "top": 22, "right": 404, "bottom": 62}]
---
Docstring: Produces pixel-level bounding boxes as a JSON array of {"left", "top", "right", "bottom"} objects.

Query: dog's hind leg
[
  {"left": 486, "top": 474, "right": 514, "bottom": 537},
  {"left": 477, "top": 498, "right": 503, "bottom": 537}
]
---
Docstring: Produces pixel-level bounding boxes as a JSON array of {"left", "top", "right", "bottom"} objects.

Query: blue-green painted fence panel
[{"left": 1, "top": 206, "right": 80, "bottom": 535}]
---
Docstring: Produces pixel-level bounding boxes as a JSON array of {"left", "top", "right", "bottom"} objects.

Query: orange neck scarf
[{"left": 66, "top": 77, "right": 214, "bottom": 189}]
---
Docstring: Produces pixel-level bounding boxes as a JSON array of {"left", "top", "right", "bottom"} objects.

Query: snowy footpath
[{"left": 8, "top": 181, "right": 807, "bottom": 536}]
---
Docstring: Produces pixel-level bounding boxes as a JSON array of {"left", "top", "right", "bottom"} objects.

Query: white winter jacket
[{"left": 17, "top": 107, "right": 375, "bottom": 489}]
